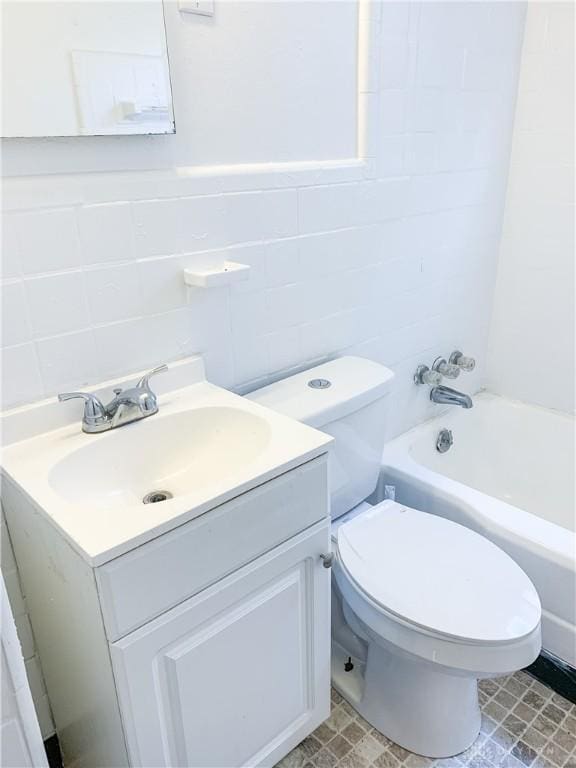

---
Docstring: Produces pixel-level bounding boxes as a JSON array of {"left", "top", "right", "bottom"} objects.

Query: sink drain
[{"left": 143, "top": 490, "right": 173, "bottom": 504}]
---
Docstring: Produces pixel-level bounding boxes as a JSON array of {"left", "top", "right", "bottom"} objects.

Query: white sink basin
[
  {"left": 1, "top": 360, "right": 331, "bottom": 565},
  {"left": 48, "top": 407, "right": 271, "bottom": 511}
]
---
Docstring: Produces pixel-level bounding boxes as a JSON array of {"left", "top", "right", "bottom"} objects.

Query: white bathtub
[{"left": 380, "top": 392, "right": 576, "bottom": 667}]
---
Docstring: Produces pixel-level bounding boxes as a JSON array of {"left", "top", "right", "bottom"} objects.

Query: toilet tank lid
[{"left": 246, "top": 357, "right": 394, "bottom": 428}]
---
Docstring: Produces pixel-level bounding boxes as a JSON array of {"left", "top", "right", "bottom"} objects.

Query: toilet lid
[{"left": 336, "top": 500, "right": 541, "bottom": 644}]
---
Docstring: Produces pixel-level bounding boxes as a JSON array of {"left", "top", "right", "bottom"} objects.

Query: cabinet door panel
[{"left": 111, "top": 522, "right": 330, "bottom": 768}]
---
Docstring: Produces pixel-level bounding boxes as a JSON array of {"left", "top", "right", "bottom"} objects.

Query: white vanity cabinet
[
  {"left": 111, "top": 524, "right": 329, "bottom": 768},
  {"left": 3, "top": 454, "right": 331, "bottom": 768}
]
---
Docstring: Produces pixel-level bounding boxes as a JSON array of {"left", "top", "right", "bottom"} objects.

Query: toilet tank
[{"left": 247, "top": 357, "right": 395, "bottom": 519}]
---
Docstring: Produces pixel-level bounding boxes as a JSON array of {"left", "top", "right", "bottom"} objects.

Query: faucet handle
[
  {"left": 58, "top": 392, "right": 107, "bottom": 426},
  {"left": 432, "top": 357, "right": 460, "bottom": 379},
  {"left": 136, "top": 364, "right": 168, "bottom": 391},
  {"left": 414, "top": 365, "right": 443, "bottom": 386},
  {"left": 449, "top": 350, "right": 476, "bottom": 372}
]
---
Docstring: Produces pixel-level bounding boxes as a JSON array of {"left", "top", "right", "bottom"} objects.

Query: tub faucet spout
[{"left": 430, "top": 385, "right": 473, "bottom": 409}]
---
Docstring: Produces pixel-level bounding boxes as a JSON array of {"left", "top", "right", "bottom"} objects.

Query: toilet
[{"left": 248, "top": 356, "right": 542, "bottom": 758}]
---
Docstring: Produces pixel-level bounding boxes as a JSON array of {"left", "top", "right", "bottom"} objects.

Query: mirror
[{"left": 1, "top": 1, "right": 175, "bottom": 138}]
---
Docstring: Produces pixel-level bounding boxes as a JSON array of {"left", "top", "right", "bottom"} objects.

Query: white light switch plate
[{"left": 178, "top": 0, "right": 214, "bottom": 16}]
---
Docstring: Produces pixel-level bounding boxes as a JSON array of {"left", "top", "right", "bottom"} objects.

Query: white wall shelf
[{"left": 183, "top": 261, "right": 250, "bottom": 289}]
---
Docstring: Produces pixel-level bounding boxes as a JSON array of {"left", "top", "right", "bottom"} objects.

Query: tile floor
[{"left": 278, "top": 672, "right": 576, "bottom": 768}]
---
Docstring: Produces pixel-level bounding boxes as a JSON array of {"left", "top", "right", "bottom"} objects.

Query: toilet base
[{"left": 336, "top": 639, "right": 481, "bottom": 758}]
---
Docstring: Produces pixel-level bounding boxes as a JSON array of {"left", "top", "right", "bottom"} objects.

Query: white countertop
[{"left": 1, "top": 360, "right": 331, "bottom": 567}]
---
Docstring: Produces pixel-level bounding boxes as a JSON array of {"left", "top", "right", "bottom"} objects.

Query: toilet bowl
[
  {"left": 331, "top": 499, "right": 541, "bottom": 757},
  {"left": 247, "top": 357, "right": 542, "bottom": 758}
]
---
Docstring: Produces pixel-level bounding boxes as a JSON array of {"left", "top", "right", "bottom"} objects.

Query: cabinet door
[{"left": 111, "top": 522, "right": 331, "bottom": 768}]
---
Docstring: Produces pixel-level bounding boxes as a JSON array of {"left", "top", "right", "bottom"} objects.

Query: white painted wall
[
  {"left": 3, "top": 0, "right": 357, "bottom": 167},
  {"left": 1, "top": 0, "right": 527, "bottom": 731},
  {"left": 487, "top": 2, "right": 575, "bottom": 414}
]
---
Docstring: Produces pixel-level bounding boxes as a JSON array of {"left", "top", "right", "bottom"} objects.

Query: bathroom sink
[
  {"left": 0, "top": 358, "right": 332, "bottom": 565},
  {"left": 48, "top": 407, "right": 271, "bottom": 510}
]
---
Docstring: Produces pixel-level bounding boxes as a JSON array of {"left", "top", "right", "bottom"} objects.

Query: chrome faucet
[
  {"left": 430, "top": 385, "right": 473, "bottom": 409},
  {"left": 415, "top": 350, "right": 476, "bottom": 409},
  {"left": 59, "top": 365, "right": 168, "bottom": 433}
]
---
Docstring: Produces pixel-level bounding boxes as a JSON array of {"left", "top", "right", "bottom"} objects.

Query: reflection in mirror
[{"left": 1, "top": 1, "right": 175, "bottom": 138}]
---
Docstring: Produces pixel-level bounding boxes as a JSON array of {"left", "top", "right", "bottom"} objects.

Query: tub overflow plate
[
  {"left": 308, "top": 378, "right": 331, "bottom": 389},
  {"left": 436, "top": 429, "right": 453, "bottom": 454}
]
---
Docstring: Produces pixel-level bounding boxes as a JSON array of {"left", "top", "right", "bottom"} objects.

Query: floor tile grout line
[{"left": 276, "top": 671, "right": 576, "bottom": 768}]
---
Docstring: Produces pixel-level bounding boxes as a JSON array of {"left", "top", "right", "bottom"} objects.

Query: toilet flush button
[{"left": 308, "top": 378, "right": 332, "bottom": 389}]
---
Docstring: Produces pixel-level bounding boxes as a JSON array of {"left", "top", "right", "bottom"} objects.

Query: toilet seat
[
  {"left": 332, "top": 503, "right": 542, "bottom": 756},
  {"left": 336, "top": 500, "right": 541, "bottom": 645}
]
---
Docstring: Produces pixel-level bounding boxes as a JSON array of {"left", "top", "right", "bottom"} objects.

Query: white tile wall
[
  {"left": 1, "top": 3, "right": 526, "bottom": 432},
  {"left": 1, "top": 2, "right": 528, "bottom": 735},
  {"left": 487, "top": 1, "right": 575, "bottom": 414},
  {"left": 78, "top": 203, "right": 135, "bottom": 265},
  {"left": 1, "top": 512, "right": 55, "bottom": 738},
  {"left": 17, "top": 208, "right": 82, "bottom": 275},
  {"left": 1, "top": 5, "right": 525, "bottom": 434}
]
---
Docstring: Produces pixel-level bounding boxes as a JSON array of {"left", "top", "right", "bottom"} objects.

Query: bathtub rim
[
  {"left": 380, "top": 393, "right": 575, "bottom": 666},
  {"left": 381, "top": 393, "right": 574, "bottom": 570}
]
